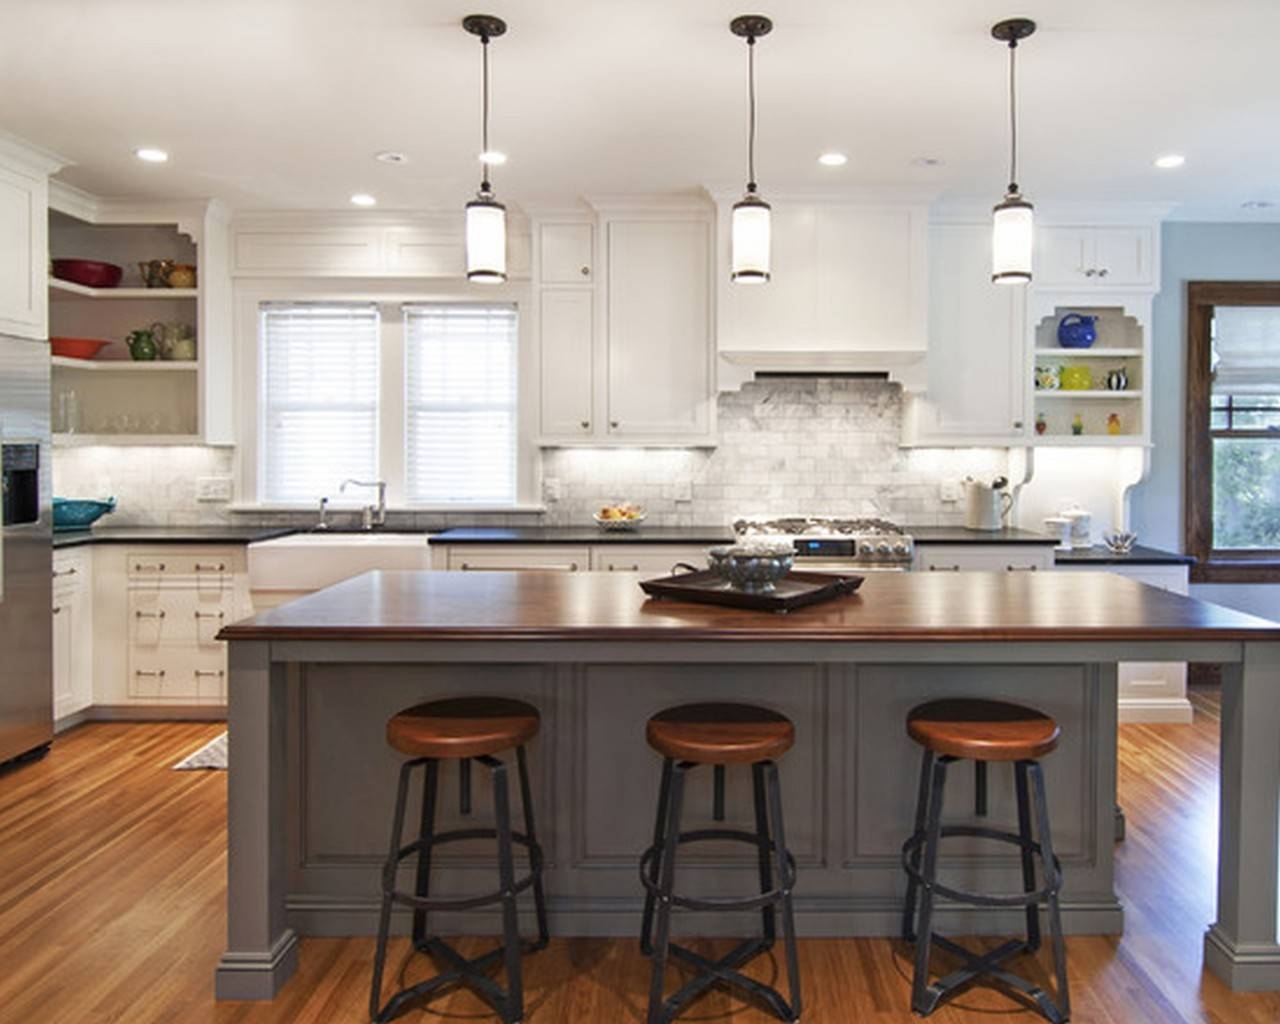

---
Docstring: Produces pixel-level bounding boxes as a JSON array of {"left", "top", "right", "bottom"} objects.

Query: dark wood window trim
[{"left": 1185, "top": 281, "right": 1280, "bottom": 583}]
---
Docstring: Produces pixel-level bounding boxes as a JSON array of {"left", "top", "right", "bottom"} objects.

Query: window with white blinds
[
  {"left": 404, "top": 304, "right": 518, "bottom": 505},
  {"left": 259, "top": 304, "right": 380, "bottom": 503}
]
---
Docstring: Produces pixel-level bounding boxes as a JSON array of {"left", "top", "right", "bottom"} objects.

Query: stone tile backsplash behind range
[{"left": 542, "top": 377, "right": 1011, "bottom": 527}]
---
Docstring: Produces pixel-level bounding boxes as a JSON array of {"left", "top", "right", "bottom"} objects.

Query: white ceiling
[{"left": 3, "top": 0, "right": 1279, "bottom": 219}]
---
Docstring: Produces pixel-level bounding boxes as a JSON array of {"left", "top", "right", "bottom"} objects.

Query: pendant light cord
[
  {"left": 746, "top": 36, "right": 758, "bottom": 192},
  {"left": 480, "top": 34, "right": 492, "bottom": 193},
  {"left": 1007, "top": 40, "right": 1018, "bottom": 194}
]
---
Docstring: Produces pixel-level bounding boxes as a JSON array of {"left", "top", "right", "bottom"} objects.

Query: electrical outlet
[
  {"left": 940, "top": 479, "right": 963, "bottom": 503},
  {"left": 543, "top": 477, "right": 562, "bottom": 503},
  {"left": 196, "top": 476, "right": 233, "bottom": 502},
  {"left": 673, "top": 479, "right": 693, "bottom": 502}
]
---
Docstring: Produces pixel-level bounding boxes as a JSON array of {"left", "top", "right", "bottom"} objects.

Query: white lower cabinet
[
  {"left": 432, "top": 543, "right": 714, "bottom": 575},
  {"left": 589, "top": 545, "right": 709, "bottom": 575},
  {"left": 52, "top": 549, "right": 93, "bottom": 724},
  {"left": 915, "top": 544, "right": 1055, "bottom": 573}
]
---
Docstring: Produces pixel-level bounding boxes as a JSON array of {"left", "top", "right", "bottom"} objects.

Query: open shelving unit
[
  {"left": 50, "top": 278, "right": 198, "bottom": 301},
  {"left": 51, "top": 356, "right": 197, "bottom": 372}
]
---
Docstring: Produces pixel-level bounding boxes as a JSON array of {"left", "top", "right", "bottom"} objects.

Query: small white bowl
[{"left": 593, "top": 511, "right": 647, "bottom": 532}]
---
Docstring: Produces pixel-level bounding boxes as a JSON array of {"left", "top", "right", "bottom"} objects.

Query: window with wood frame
[{"left": 1186, "top": 282, "right": 1280, "bottom": 582}]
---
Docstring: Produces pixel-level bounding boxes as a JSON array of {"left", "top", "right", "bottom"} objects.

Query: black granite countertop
[
  {"left": 1052, "top": 545, "right": 1195, "bottom": 567},
  {"left": 52, "top": 526, "right": 298, "bottom": 549},
  {"left": 430, "top": 526, "right": 736, "bottom": 545}
]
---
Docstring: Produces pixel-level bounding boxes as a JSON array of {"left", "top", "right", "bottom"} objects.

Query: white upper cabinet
[
  {"left": 539, "top": 288, "right": 594, "bottom": 437},
  {"left": 1036, "top": 225, "right": 1156, "bottom": 289},
  {"left": 0, "top": 135, "right": 62, "bottom": 340},
  {"left": 540, "top": 222, "right": 594, "bottom": 284},
  {"left": 903, "top": 222, "right": 1028, "bottom": 446},
  {"left": 605, "top": 218, "right": 712, "bottom": 439},
  {"left": 715, "top": 197, "right": 929, "bottom": 387}
]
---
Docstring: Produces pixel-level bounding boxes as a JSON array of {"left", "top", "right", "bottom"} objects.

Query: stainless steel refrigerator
[{"left": 0, "top": 333, "right": 52, "bottom": 765}]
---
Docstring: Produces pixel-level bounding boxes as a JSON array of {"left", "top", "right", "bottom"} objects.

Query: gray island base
[{"left": 213, "top": 570, "right": 1280, "bottom": 1001}]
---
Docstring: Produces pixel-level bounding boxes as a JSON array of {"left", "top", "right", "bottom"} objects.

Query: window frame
[
  {"left": 1185, "top": 281, "right": 1280, "bottom": 582},
  {"left": 233, "top": 280, "right": 539, "bottom": 511}
]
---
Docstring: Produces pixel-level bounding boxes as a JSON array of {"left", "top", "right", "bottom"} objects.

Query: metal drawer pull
[
  {"left": 52, "top": 567, "right": 77, "bottom": 578},
  {"left": 194, "top": 563, "right": 227, "bottom": 572},
  {"left": 459, "top": 563, "right": 578, "bottom": 572},
  {"left": 135, "top": 610, "right": 166, "bottom": 619},
  {"left": 928, "top": 565, "right": 961, "bottom": 572},
  {"left": 194, "top": 669, "right": 225, "bottom": 679},
  {"left": 134, "top": 563, "right": 166, "bottom": 572},
  {"left": 1006, "top": 564, "right": 1039, "bottom": 572},
  {"left": 194, "top": 611, "right": 226, "bottom": 620},
  {"left": 134, "top": 669, "right": 165, "bottom": 677},
  {"left": 52, "top": 605, "right": 62, "bottom": 615},
  {"left": 608, "top": 564, "right": 640, "bottom": 572}
]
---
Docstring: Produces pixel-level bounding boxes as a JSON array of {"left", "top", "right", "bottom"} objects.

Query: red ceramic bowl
[
  {"left": 50, "top": 336, "right": 111, "bottom": 360},
  {"left": 51, "top": 258, "right": 123, "bottom": 289}
]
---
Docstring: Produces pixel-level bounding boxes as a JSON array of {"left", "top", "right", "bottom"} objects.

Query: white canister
[
  {"left": 1063, "top": 507, "right": 1092, "bottom": 548},
  {"left": 1044, "top": 516, "right": 1073, "bottom": 550}
]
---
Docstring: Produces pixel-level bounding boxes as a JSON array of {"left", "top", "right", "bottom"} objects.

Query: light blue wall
[{"left": 1129, "top": 221, "right": 1280, "bottom": 618}]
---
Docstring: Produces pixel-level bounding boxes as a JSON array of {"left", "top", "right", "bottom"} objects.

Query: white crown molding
[
  {"left": 230, "top": 206, "right": 531, "bottom": 234},
  {"left": 583, "top": 192, "right": 714, "bottom": 215},
  {"left": 49, "top": 181, "right": 213, "bottom": 240},
  {"left": 0, "top": 130, "right": 67, "bottom": 177}
]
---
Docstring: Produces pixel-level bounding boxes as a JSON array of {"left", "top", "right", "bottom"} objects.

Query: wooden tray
[{"left": 639, "top": 569, "right": 864, "bottom": 613}]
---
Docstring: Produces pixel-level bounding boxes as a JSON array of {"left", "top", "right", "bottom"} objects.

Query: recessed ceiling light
[
  {"left": 479, "top": 150, "right": 507, "bottom": 166},
  {"left": 911, "top": 156, "right": 945, "bottom": 168},
  {"left": 1242, "top": 200, "right": 1276, "bottom": 209},
  {"left": 133, "top": 147, "right": 169, "bottom": 164},
  {"left": 349, "top": 193, "right": 377, "bottom": 207},
  {"left": 1154, "top": 154, "right": 1186, "bottom": 169},
  {"left": 817, "top": 152, "right": 848, "bottom": 167},
  {"left": 375, "top": 151, "right": 409, "bottom": 164}
]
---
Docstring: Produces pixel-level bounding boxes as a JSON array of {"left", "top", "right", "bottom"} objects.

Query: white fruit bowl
[{"left": 593, "top": 511, "right": 647, "bottom": 532}]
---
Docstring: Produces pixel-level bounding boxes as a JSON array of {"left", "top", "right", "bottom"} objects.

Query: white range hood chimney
[{"left": 713, "top": 191, "right": 934, "bottom": 392}]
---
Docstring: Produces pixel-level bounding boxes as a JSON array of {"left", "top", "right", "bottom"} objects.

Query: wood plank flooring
[{"left": 2, "top": 690, "right": 1279, "bottom": 1023}]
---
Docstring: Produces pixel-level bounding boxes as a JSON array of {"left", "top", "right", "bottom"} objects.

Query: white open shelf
[
  {"left": 1033, "top": 348, "right": 1143, "bottom": 358},
  {"left": 50, "top": 278, "right": 198, "bottom": 300},
  {"left": 53, "top": 433, "right": 202, "bottom": 447},
  {"left": 52, "top": 356, "right": 197, "bottom": 372},
  {"left": 1035, "top": 390, "right": 1143, "bottom": 400},
  {"left": 1030, "top": 435, "right": 1150, "bottom": 447}
]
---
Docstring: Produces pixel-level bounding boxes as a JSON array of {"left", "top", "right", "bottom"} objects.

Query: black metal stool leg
[
  {"left": 911, "top": 757, "right": 950, "bottom": 1016},
  {"left": 490, "top": 757, "right": 524, "bottom": 1024},
  {"left": 764, "top": 760, "right": 802, "bottom": 1020},
  {"left": 640, "top": 757, "right": 674, "bottom": 956},
  {"left": 516, "top": 744, "right": 550, "bottom": 950},
  {"left": 1031, "top": 762, "right": 1071, "bottom": 1020},
  {"left": 1015, "top": 760, "right": 1042, "bottom": 952},
  {"left": 646, "top": 760, "right": 687, "bottom": 1024},
  {"left": 371, "top": 760, "right": 415, "bottom": 1022},
  {"left": 752, "top": 761, "right": 777, "bottom": 947},
  {"left": 411, "top": 759, "right": 440, "bottom": 950},
  {"left": 902, "top": 748, "right": 934, "bottom": 942}
]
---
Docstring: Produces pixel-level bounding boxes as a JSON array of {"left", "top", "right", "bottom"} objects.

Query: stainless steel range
[{"left": 733, "top": 516, "right": 915, "bottom": 572}]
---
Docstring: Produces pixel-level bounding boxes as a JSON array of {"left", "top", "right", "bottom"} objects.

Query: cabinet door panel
[
  {"left": 588, "top": 544, "right": 712, "bottom": 574},
  {"left": 446, "top": 546, "right": 589, "bottom": 572},
  {"left": 1093, "top": 227, "right": 1155, "bottom": 287},
  {"left": 606, "top": 220, "right": 710, "bottom": 437},
  {"left": 539, "top": 289, "right": 595, "bottom": 437},
  {"left": 0, "top": 163, "right": 45, "bottom": 339},
  {"left": 917, "top": 545, "right": 1054, "bottom": 572},
  {"left": 1035, "top": 227, "right": 1092, "bottom": 286},
  {"left": 540, "top": 223, "right": 593, "bottom": 284}
]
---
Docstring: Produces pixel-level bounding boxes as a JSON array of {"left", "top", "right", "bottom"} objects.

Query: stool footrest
[
  {"left": 917, "top": 934, "right": 1067, "bottom": 1023},
  {"left": 901, "top": 824, "right": 1062, "bottom": 907},
  {"left": 638, "top": 827, "right": 797, "bottom": 913},
  {"left": 384, "top": 828, "right": 544, "bottom": 913},
  {"left": 373, "top": 936, "right": 516, "bottom": 1024},
  {"left": 653, "top": 940, "right": 797, "bottom": 1024}
]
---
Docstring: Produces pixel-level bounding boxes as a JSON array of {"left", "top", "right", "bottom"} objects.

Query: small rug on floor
[{"left": 173, "top": 732, "right": 228, "bottom": 771}]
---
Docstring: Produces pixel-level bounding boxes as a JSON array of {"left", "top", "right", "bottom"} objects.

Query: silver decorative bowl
[
  {"left": 707, "top": 545, "right": 733, "bottom": 578},
  {"left": 723, "top": 542, "right": 795, "bottom": 594}
]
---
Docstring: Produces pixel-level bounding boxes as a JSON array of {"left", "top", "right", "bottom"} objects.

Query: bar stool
[
  {"left": 370, "top": 697, "right": 549, "bottom": 1024},
  {"left": 639, "top": 702, "right": 801, "bottom": 1024},
  {"left": 901, "top": 698, "right": 1070, "bottom": 1023}
]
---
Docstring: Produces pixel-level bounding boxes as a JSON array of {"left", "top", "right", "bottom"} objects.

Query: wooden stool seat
[
  {"left": 646, "top": 702, "right": 794, "bottom": 764},
  {"left": 907, "top": 698, "right": 1060, "bottom": 762},
  {"left": 386, "top": 697, "right": 540, "bottom": 759}
]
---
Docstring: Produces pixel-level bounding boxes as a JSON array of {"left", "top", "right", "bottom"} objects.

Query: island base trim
[
  {"left": 1204, "top": 926, "right": 1280, "bottom": 991},
  {"left": 214, "top": 929, "right": 300, "bottom": 1000}
]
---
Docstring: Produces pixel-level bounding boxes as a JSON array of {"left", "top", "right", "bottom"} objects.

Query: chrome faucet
[
  {"left": 340, "top": 479, "right": 387, "bottom": 530},
  {"left": 315, "top": 496, "right": 330, "bottom": 531}
]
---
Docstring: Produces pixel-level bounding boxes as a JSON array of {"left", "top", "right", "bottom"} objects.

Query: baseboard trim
[
  {"left": 1118, "top": 696, "right": 1194, "bottom": 724},
  {"left": 1205, "top": 925, "right": 1280, "bottom": 990},
  {"left": 215, "top": 929, "right": 299, "bottom": 1000},
  {"left": 53, "top": 708, "right": 92, "bottom": 734},
  {"left": 82, "top": 704, "right": 228, "bottom": 723}
]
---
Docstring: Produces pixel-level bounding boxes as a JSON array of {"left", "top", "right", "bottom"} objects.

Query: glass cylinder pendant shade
[
  {"left": 466, "top": 193, "right": 507, "bottom": 284},
  {"left": 991, "top": 191, "right": 1033, "bottom": 284},
  {"left": 731, "top": 193, "right": 771, "bottom": 283}
]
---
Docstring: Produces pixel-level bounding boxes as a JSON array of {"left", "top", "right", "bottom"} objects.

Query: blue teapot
[{"left": 1057, "top": 313, "right": 1097, "bottom": 349}]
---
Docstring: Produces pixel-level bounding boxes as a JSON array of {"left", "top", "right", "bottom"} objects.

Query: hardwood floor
[{"left": 2, "top": 691, "right": 1279, "bottom": 1023}]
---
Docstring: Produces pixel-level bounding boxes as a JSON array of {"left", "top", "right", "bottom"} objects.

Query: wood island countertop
[{"left": 219, "top": 569, "right": 1280, "bottom": 643}]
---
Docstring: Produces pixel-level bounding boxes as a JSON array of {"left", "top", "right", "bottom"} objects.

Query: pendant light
[
  {"left": 463, "top": 14, "right": 507, "bottom": 284},
  {"left": 729, "top": 15, "right": 773, "bottom": 283},
  {"left": 990, "top": 18, "right": 1036, "bottom": 284}
]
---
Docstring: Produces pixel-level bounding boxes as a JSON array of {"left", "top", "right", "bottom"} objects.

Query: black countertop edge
[
  {"left": 52, "top": 526, "right": 298, "bottom": 549},
  {"left": 430, "top": 526, "right": 736, "bottom": 545},
  {"left": 1053, "top": 545, "right": 1196, "bottom": 566},
  {"left": 907, "top": 527, "right": 1056, "bottom": 545}
]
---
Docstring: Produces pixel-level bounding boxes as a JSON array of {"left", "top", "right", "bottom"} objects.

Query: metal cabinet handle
[
  {"left": 135, "top": 610, "right": 166, "bottom": 619},
  {"left": 459, "top": 563, "right": 579, "bottom": 572},
  {"left": 194, "top": 669, "right": 225, "bottom": 679},
  {"left": 1013, "top": 420, "right": 1024, "bottom": 430},
  {"left": 609, "top": 420, "right": 619, "bottom": 429},
  {"left": 194, "top": 563, "right": 227, "bottom": 572},
  {"left": 134, "top": 563, "right": 166, "bottom": 572},
  {"left": 194, "top": 611, "right": 226, "bottom": 620},
  {"left": 1097, "top": 268, "right": 1109, "bottom": 278},
  {"left": 580, "top": 265, "right": 590, "bottom": 277},
  {"left": 608, "top": 564, "right": 640, "bottom": 572},
  {"left": 580, "top": 420, "right": 590, "bottom": 429},
  {"left": 134, "top": 669, "right": 165, "bottom": 677},
  {"left": 52, "top": 567, "right": 77, "bottom": 578},
  {"left": 51, "top": 605, "right": 62, "bottom": 615},
  {"left": 928, "top": 565, "right": 961, "bottom": 572},
  {"left": 1006, "top": 564, "right": 1040, "bottom": 572},
  {"left": 1083, "top": 268, "right": 1096, "bottom": 277}
]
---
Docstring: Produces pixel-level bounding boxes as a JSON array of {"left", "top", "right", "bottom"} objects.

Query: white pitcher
[{"left": 964, "top": 479, "right": 1013, "bottom": 531}]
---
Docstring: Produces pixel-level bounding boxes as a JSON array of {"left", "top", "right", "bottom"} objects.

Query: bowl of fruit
[{"left": 593, "top": 503, "right": 647, "bottom": 531}]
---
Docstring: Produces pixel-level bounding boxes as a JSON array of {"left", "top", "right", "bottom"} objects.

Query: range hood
[{"left": 713, "top": 193, "right": 932, "bottom": 392}]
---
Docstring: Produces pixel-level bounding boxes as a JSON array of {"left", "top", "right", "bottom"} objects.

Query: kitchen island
[{"left": 215, "top": 570, "right": 1280, "bottom": 1000}]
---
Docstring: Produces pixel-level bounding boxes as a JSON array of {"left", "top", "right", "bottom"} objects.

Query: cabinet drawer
[
  {"left": 589, "top": 544, "right": 713, "bottom": 575},
  {"left": 916, "top": 545, "right": 1055, "bottom": 573},
  {"left": 447, "top": 546, "right": 589, "bottom": 572},
  {"left": 128, "top": 651, "right": 226, "bottom": 701},
  {"left": 127, "top": 549, "right": 236, "bottom": 581},
  {"left": 130, "top": 588, "right": 236, "bottom": 647}
]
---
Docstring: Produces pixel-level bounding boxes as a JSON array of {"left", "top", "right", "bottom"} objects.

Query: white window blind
[
  {"left": 259, "top": 303, "right": 379, "bottom": 503},
  {"left": 404, "top": 304, "right": 517, "bottom": 505},
  {"left": 1213, "top": 306, "right": 1280, "bottom": 394}
]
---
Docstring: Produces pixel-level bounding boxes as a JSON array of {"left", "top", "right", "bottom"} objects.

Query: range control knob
[
  {"left": 877, "top": 542, "right": 892, "bottom": 555},
  {"left": 894, "top": 542, "right": 909, "bottom": 556},
  {"left": 859, "top": 541, "right": 876, "bottom": 557}
]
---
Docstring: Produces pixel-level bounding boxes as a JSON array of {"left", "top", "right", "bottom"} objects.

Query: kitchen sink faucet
[{"left": 340, "top": 479, "right": 387, "bottom": 530}]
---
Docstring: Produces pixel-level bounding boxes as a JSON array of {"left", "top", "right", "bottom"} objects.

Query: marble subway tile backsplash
[
  {"left": 53, "top": 445, "right": 237, "bottom": 526},
  {"left": 542, "top": 378, "right": 1009, "bottom": 527}
]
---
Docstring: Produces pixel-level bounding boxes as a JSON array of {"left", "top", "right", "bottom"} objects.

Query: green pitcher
[{"left": 126, "top": 328, "right": 157, "bottom": 361}]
